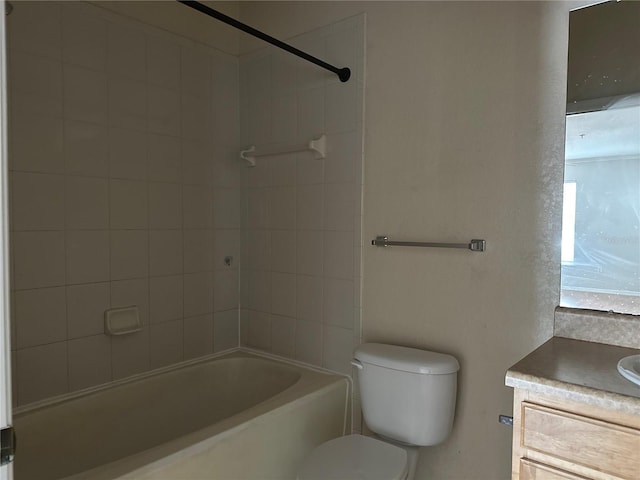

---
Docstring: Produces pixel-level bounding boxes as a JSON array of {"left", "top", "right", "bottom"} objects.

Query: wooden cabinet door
[{"left": 520, "top": 459, "right": 590, "bottom": 480}]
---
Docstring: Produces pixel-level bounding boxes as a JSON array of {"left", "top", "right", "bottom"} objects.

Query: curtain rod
[{"left": 176, "top": 0, "right": 351, "bottom": 83}]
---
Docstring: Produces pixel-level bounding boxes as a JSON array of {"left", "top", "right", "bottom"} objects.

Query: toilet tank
[{"left": 354, "top": 343, "right": 459, "bottom": 446}]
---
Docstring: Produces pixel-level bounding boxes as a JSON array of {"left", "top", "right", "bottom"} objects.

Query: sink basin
[{"left": 617, "top": 355, "right": 640, "bottom": 387}]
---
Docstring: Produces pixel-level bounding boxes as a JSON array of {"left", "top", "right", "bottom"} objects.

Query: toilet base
[{"left": 377, "top": 437, "right": 419, "bottom": 480}]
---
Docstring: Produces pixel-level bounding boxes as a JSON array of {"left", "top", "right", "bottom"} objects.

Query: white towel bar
[{"left": 240, "top": 134, "right": 326, "bottom": 167}]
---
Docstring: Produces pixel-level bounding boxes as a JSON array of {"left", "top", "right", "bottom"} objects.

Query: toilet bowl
[{"left": 297, "top": 343, "right": 459, "bottom": 480}]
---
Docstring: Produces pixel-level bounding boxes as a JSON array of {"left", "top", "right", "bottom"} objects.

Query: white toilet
[{"left": 297, "top": 343, "right": 460, "bottom": 480}]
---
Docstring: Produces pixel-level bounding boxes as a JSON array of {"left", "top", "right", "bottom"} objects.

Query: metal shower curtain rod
[{"left": 177, "top": 0, "right": 351, "bottom": 83}]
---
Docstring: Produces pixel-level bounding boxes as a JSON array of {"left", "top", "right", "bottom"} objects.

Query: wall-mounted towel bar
[
  {"left": 240, "top": 134, "right": 326, "bottom": 167},
  {"left": 372, "top": 236, "right": 486, "bottom": 252}
]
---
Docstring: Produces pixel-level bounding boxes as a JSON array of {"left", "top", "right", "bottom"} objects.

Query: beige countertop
[{"left": 505, "top": 337, "right": 640, "bottom": 415}]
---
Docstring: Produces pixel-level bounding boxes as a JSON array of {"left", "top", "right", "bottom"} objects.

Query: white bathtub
[{"left": 13, "top": 350, "right": 350, "bottom": 480}]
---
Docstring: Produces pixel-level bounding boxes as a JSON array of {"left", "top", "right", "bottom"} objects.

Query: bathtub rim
[
  {"left": 110, "top": 373, "right": 350, "bottom": 480},
  {"left": 60, "top": 351, "right": 351, "bottom": 480},
  {"left": 13, "top": 346, "right": 353, "bottom": 417},
  {"left": 13, "top": 347, "right": 352, "bottom": 416},
  {"left": 14, "top": 347, "right": 353, "bottom": 480}
]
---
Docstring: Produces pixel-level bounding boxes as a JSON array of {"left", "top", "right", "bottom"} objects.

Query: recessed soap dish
[
  {"left": 617, "top": 355, "right": 640, "bottom": 387},
  {"left": 104, "top": 306, "right": 141, "bottom": 336}
]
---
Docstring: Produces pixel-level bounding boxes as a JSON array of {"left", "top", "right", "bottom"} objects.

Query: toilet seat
[{"left": 297, "top": 434, "right": 409, "bottom": 480}]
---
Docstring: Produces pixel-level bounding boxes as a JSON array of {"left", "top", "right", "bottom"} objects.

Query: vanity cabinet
[{"left": 511, "top": 388, "right": 640, "bottom": 480}]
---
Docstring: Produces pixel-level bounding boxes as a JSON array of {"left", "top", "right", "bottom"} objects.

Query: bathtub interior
[
  {"left": 123, "top": 375, "right": 348, "bottom": 480},
  {"left": 13, "top": 352, "right": 333, "bottom": 480}
]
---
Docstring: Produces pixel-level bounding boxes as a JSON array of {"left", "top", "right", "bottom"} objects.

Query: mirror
[{"left": 560, "top": 1, "right": 640, "bottom": 314}]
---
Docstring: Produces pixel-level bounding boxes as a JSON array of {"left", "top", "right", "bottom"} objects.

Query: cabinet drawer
[
  {"left": 522, "top": 403, "right": 640, "bottom": 479},
  {"left": 520, "top": 459, "right": 589, "bottom": 480}
]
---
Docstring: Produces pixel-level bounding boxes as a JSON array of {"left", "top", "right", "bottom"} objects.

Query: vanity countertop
[{"left": 505, "top": 337, "right": 640, "bottom": 415}]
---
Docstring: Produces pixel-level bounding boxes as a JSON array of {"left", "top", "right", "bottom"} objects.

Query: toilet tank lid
[{"left": 354, "top": 343, "right": 460, "bottom": 374}]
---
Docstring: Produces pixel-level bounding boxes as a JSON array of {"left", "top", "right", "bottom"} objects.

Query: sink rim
[{"left": 617, "top": 354, "right": 640, "bottom": 387}]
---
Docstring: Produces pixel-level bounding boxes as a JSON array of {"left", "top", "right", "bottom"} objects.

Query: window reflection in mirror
[{"left": 560, "top": 1, "right": 640, "bottom": 315}]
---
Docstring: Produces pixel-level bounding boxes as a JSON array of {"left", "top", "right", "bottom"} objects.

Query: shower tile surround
[
  {"left": 8, "top": 2, "right": 365, "bottom": 411},
  {"left": 238, "top": 16, "right": 365, "bottom": 378},
  {"left": 8, "top": 1, "right": 242, "bottom": 406}
]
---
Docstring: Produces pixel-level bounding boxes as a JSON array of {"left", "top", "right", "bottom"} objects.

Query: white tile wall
[
  {"left": 109, "top": 179, "right": 148, "bottom": 229},
  {"left": 183, "top": 314, "right": 214, "bottom": 359},
  {"left": 213, "top": 310, "right": 239, "bottom": 352},
  {"left": 270, "top": 230, "right": 296, "bottom": 273},
  {"left": 110, "top": 278, "right": 149, "bottom": 325},
  {"left": 296, "top": 230, "right": 324, "bottom": 276},
  {"left": 239, "top": 15, "right": 364, "bottom": 375},
  {"left": 248, "top": 270, "right": 272, "bottom": 312},
  {"left": 323, "top": 278, "right": 354, "bottom": 330},
  {"left": 150, "top": 185, "right": 182, "bottom": 230},
  {"left": 147, "top": 35, "right": 180, "bottom": 90},
  {"left": 213, "top": 188, "right": 242, "bottom": 228},
  {"left": 63, "top": 65, "right": 108, "bottom": 124},
  {"left": 9, "top": 2, "right": 62, "bottom": 61},
  {"left": 68, "top": 335, "right": 111, "bottom": 391},
  {"left": 149, "top": 275, "right": 183, "bottom": 324},
  {"left": 111, "top": 328, "right": 149, "bottom": 380},
  {"left": 67, "top": 282, "right": 110, "bottom": 338},
  {"left": 213, "top": 269, "right": 239, "bottom": 312},
  {"left": 10, "top": 114, "right": 64, "bottom": 171},
  {"left": 271, "top": 272, "right": 296, "bottom": 318},
  {"left": 181, "top": 48, "right": 212, "bottom": 99},
  {"left": 183, "top": 229, "right": 214, "bottom": 273},
  {"left": 247, "top": 310, "right": 271, "bottom": 350},
  {"left": 13, "top": 231, "right": 66, "bottom": 289},
  {"left": 8, "top": 1, "right": 241, "bottom": 406},
  {"left": 61, "top": 5, "right": 108, "bottom": 72},
  {"left": 66, "top": 230, "right": 110, "bottom": 284},
  {"left": 323, "top": 325, "right": 354, "bottom": 375},
  {"left": 213, "top": 229, "right": 240, "bottom": 268},
  {"left": 296, "top": 275, "right": 323, "bottom": 323},
  {"left": 183, "top": 272, "right": 214, "bottom": 317},
  {"left": 294, "top": 318, "right": 323, "bottom": 365},
  {"left": 324, "top": 230, "right": 354, "bottom": 279},
  {"left": 148, "top": 85, "right": 180, "bottom": 136},
  {"left": 107, "top": 23, "right": 146, "bottom": 81},
  {"left": 110, "top": 230, "right": 149, "bottom": 280},
  {"left": 15, "top": 287, "right": 66, "bottom": 348},
  {"left": 16, "top": 342, "right": 68, "bottom": 405},
  {"left": 109, "top": 128, "right": 147, "bottom": 180},
  {"left": 12, "top": 172, "right": 65, "bottom": 230},
  {"left": 270, "top": 315, "right": 296, "bottom": 358},
  {"left": 182, "top": 139, "right": 213, "bottom": 186},
  {"left": 109, "top": 78, "right": 147, "bottom": 131},
  {"left": 64, "top": 120, "right": 109, "bottom": 177},
  {"left": 10, "top": 51, "right": 63, "bottom": 119},
  {"left": 9, "top": 2, "right": 362, "bottom": 408},
  {"left": 247, "top": 229, "right": 271, "bottom": 270},
  {"left": 65, "top": 176, "right": 109, "bottom": 229},
  {"left": 296, "top": 184, "right": 323, "bottom": 230},
  {"left": 148, "top": 230, "right": 181, "bottom": 277},
  {"left": 149, "top": 319, "right": 183, "bottom": 368},
  {"left": 183, "top": 185, "right": 212, "bottom": 228},
  {"left": 148, "top": 134, "right": 181, "bottom": 183}
]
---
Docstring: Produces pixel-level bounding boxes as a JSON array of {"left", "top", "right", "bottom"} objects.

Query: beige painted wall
[{"left": 239, "top": 2, "right": 569, "bottom": 479}]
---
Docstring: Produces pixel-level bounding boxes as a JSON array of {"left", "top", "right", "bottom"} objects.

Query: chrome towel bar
[{"left": 371, "top": 236, "right": 486, "bottom": 252}]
